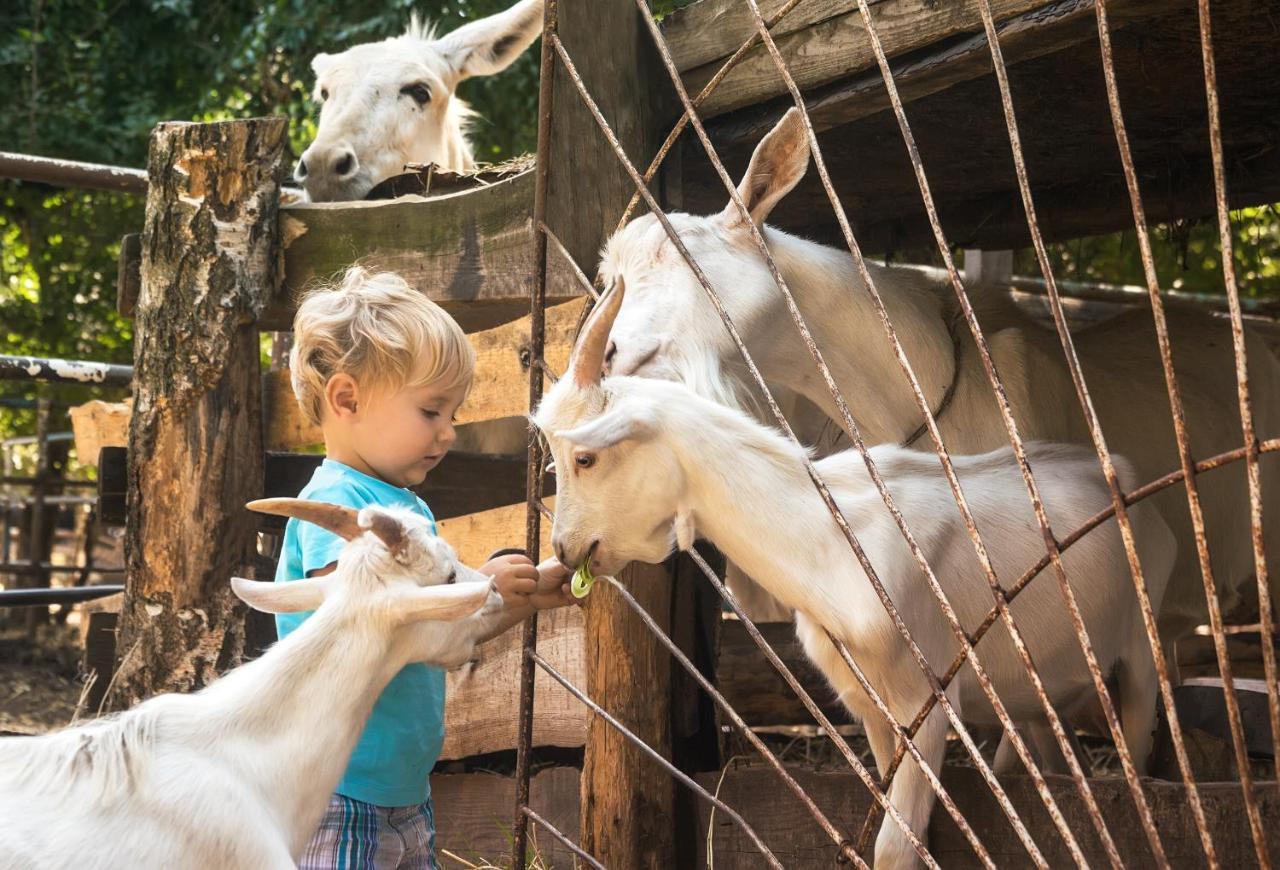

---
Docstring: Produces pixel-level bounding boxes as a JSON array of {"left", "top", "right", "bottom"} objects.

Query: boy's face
[{"left": 352, "top": 379, "right": 468, "bottom": 487}]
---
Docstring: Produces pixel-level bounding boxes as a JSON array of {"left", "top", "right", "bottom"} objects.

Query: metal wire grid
[{"left": 509, "top": 0, "right": 1279, "bottom": 866}]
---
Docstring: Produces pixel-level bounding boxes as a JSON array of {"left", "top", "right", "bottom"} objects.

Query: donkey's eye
[
  {"left": 574, "top": 453, "right": 596, "bottom": 470},
  {"left": 319, "top": 88, "right": 329, "bottom": 101},
  {"left": 401, "top": 82, "right": 431, "bottom": 105}
]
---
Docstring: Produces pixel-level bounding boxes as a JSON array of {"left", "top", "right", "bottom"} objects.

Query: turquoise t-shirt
[{"left": 274, "top": 458, "right": 446, "bottom": 808}]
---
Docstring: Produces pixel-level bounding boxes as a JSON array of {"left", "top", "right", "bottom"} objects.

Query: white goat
[
  {"left": 297, "top": 0, "right": 543, "bottom": 201},
  {"left": 0, "top": 499, "right": 504, "bottom": 870},
  {"left": 535, "top": 285, "right": 1175, "bottom": 868},
  {"left": 599, "top": 108, "right": 1280, "bottom": 655}
]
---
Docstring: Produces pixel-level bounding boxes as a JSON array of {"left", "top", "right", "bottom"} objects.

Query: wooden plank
[
  {"left": 695, "top": 765, "right": 1280, "bottom": 867},
  {"left": 108, "top": 118, "right": 284, "bottom": 708},
  {"left": 436, "top": 497, "right": 554, "bottom": 569},
  {"left": 440, "top": 605, "right": 587, "bottom": 760},
  {"left": 680, "top": 0, "right": 1061, "bottom": 119},
  {"left": 68, "top": 399, "right": 131, "bottom": 468},
  {"left": 716, "top": 618, "right": 852, "bottom": 727},
  {"left": 270, "top": 169, "right": 582, "bottom": 333},
  {"left": 431, "top": 768, "right": 580, "bottom": 866},
  {"left": 662, "top": 0, "right": 864, "bottom": 72}
]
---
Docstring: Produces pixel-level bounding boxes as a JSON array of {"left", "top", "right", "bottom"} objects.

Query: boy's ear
[{"left": 325, "top": 372, "right": 360, "bottom": 420}]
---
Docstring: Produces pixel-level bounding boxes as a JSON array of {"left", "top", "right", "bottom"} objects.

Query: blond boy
[{"left": 277, "top": 267, "right": 571, "bottom": 869}]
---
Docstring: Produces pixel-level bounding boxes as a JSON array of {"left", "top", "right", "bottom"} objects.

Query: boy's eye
[{"left": 421, "top": 409, "right": 440, "bottom": 419}]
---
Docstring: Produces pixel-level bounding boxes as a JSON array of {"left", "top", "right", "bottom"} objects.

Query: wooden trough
[{"left": 91, "top": 0, "right": 1280, "bottom": 864}]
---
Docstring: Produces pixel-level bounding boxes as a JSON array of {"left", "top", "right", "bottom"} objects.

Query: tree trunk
[{"left": 108, "top": 118, "right": 285, "bottom": 709}]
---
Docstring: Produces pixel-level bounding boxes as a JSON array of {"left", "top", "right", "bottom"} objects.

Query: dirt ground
[{"left": 0, "top": 621, "right": 87, "bottom": 735}]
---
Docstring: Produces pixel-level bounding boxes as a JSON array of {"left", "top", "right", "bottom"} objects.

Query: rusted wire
[
  {"left": 552, "top": 31, "right": 1016, "bottom": 867},
  {"left": 598, "top": 575, "right": 856, "bottom": 859},
  {"left": 520, "top": 806, "right": 606, "bottom": 870},
  {"left": 1195, "top": 0, "right": 1280, "bottom": 796},
  {"left": 1093, "top": 0, "right": 1268, "bottom": 863},
  {"left": 539, "top": 219, "right": 601, "bottom": 301},
  {"left": 512, "top": 0, "right": 559, "bottom": 864},
  {"left": 635, "top": 0, "right": 1117, "bottom": 862},
  {"left": 529, "top": 651, "right": 786, "bottom": 869}
]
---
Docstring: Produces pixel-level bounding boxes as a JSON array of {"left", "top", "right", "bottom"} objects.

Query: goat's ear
[
  {"left": 391, "top": 580, "right": 494, "bottom": 624},
  {"left": 559, "top": 405, "right": 657, "bottom": 450},
  {"left": 358, "top": 507, "right": 411, "bottom": 562},
  {"left": 232, "top": 577, "right": 329, "bottom": 614},
  {"left": 722, "top": 107, "right": 810, "bottom": 228},
  {"left": 435, "top": 0, "right": 543, "bottom": 81}
]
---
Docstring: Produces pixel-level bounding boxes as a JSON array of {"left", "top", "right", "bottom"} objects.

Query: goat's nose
[
  {"left": 333, "top": 150, "right": 356, "bottom": 178},
  {"left": 554, "top": 539, "right": 568, "bottom": 567}
]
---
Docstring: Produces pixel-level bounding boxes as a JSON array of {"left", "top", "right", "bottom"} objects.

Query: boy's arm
[{"left": 473, "top": 554, "right": 575, "bottom": 644}]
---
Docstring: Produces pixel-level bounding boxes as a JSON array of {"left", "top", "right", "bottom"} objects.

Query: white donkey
[
  {"left": 297, "top": 0, "right": 543, "bottom": 201},
  {"left": 0, "top": 499, "right": 504, "bottom": 869},
  {"left": 599, "top": 108, "right": 1280, "bottom": 657},
  {"left": 535, "top": 285, "right": 1174, "bottom": 868}
]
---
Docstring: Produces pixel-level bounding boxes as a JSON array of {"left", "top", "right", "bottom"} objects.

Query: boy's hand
[
  {"left": 528, "top": 557, "right": 576, "bottom": 611},
  {"left": 479, "top": 553, "right": 539, "bottom": 607}
]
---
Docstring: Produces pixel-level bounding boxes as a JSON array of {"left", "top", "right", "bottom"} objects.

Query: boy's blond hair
[{"left": 290, "top": 267, "right": 475, "bottom": 426}]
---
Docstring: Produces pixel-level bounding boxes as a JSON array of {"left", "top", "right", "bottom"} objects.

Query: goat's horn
[
  {"left": 570, "top": 276, "right": 627, "bottom": 388},
  {"left": 246, "top": 498, "right": 362, "bottom": 540},
  {"left": 360, "top": 509, "right": 408, "bottom": 559}
]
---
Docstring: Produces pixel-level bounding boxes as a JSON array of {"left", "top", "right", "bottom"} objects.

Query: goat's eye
[
  {"left": 401, "top": 82, "right": 431, "bottom": 105},
  {"left": 574, "top": 453, "right": 596, "bottom": 470},
  {"left": 446, "top": 569, "right": 457, "bottom": 584}
]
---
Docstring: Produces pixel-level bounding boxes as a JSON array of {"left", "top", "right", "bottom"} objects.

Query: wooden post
[
  {"left": 107, "top": 118, "right": 286, "bottom": 708},
  {"left": 545, "top": 1, "right": 682, "bottom": 866}
]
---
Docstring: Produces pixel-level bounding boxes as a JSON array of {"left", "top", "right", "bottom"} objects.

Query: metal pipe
[
  {"left": 0, "top": 355, "right": 133, "bottom": 387},
  {"left": 0, "top": 151, "right": 149, "bottom": 194},
  {"left": 0, "top": 584, "right": 124, "bottom": 606}
]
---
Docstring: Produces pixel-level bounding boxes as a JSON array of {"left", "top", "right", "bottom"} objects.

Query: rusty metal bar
[
  {"left": 599, "top": 575, "right": 854, "bottom": 856},
  {"left": 1092, "top": 0, "right": 1269, "bottom": 863},
  {"left": 519, "top": 806, "right": 606, "bottom": 870},
  {"left": 530, "top": 651, "right": 785, "bottom": 869},
  {"left": 0, "top": 355, "right": 133, "bottom": 388},
  {"left": 634, "top": 0, "right": 1111, "bottom": 862},
  {"left": 552, "top": 31, "right": 1000, "bottom": 867},
  {"left": 538, "top": 219, "right": 601, "bottom": 301},
  {"left": 511, "top": 0, "right": 560, "bottom": 864},
  {"left": 1195, "top": 0, "right": 1280, "bottom": 794},
  {"left": 0, "top": 151, "right": 149, "bottom": 194}
]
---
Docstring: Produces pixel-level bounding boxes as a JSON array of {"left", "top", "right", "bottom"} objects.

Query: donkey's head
[
  {"left": 296, "top": 0, "right": 543, "bottom": 201},
  {"left": 598, "top": 108, "right": 812, "bottom": 406}
]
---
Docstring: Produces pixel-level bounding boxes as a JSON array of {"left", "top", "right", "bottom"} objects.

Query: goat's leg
[
  {"left": 871, "top": 705, "right": 948, "bottom": 870},
  {"left": 1117, "top": 630, "right": 1160, "bottom": 773}
]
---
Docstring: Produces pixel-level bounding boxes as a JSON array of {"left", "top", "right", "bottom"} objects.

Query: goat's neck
[
  {"left": 665, "top": 395, "right": 875, "bottom": 619},
  {"left": 751, "top": 229, "right": 954, "bottom": 445},
  {"left": 195, "top": 591, "right": 408, "bottom": 849}
]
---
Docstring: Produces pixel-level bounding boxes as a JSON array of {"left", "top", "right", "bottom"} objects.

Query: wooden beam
[
  {"left": 678, "top": 0, "right": 1065, "bottom": 119},
  {"left": 68, "top": 399, "right": 130, "bottom": 468},
  {"left": 271, "top": 169, "right": 582, "bottom": 333},
  {"left": 431, "top": 768, "right": 580, "bottom": 865},
  {"left": 662, "top": 0, "right": 864, "bottom": 73},
  {"left": 108, "top": 118, "right": 285, "bottom": 708},
  {"left": 440, "top": 606, "right": 587, "bottom": 761},
  {"left": 695, "top": 765, "right": 1280, "bottom": 867},
  {"left": 437, "top": 497, "right": 554, "bottom": 569}
]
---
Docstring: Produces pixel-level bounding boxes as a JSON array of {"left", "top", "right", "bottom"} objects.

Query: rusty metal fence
[{"left": 510, "top": 0, "right": 1279, "bottom": 866}]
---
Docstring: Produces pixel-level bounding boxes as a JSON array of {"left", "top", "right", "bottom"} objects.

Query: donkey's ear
[
  {"left": 722, "top": 107, "right": 810, "bottom": 228},
  {"left": 435, "top": 0, "right": 543, "bottom": 81},
  {"left": 311, "top": 52, "right": 334, "bottom": 78}
]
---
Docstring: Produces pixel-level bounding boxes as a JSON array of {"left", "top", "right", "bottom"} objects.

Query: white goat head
[
  {"left": 599, "top": 107, "right": 812, "bottom": 405},
  {"left": 535, "top": 280, "right": 697, "bottom": 575},
  {"left": 296, "top": 0, "right": 544, "bottom": 201},
  {"left": 235, "top": 498, "right": 499, "bottom": 641}
]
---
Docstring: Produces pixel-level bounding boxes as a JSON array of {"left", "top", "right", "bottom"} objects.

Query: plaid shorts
[{"left": 299, "top": 793, "right": 440, "bottom": 870}]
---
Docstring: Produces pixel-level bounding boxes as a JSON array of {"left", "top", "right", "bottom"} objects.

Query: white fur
[
  {"left": 599, "top": 108, "right": 1280, "bottom": 653},
  {"left": 297, "top": 0, "right": 543, "bottom": 201},
  {"left": 0, "top": 505, "right": 505, "bottom": 869},
  {"left": 535, "top": 374, "right": 1174, "bottom": 869}
]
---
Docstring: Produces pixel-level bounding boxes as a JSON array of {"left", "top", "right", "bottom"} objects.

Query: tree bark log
[{"left": 108, "top": 118, "right": 285, "bottom": 709}]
